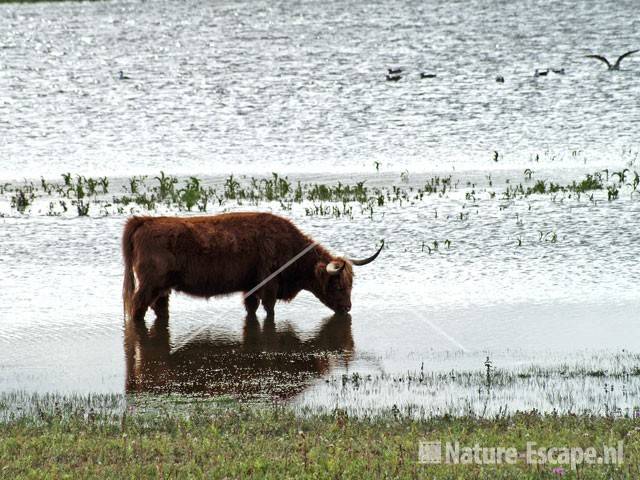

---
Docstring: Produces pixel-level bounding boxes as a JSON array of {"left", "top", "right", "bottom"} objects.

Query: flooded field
[
  {"left": 1, "top": 0, "right": 640, "bottom": 420},
  {"left": 2, "top": 167, "right": 640, "bottom": 418}
]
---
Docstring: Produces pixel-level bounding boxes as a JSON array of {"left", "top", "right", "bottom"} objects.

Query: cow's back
[{"left": 129, "top": 213, "right": 310, "bottom": 297}]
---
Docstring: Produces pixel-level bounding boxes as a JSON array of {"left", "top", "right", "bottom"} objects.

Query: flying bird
[{"left": 585, "top": 50, "right": 638, "bottom": 70}]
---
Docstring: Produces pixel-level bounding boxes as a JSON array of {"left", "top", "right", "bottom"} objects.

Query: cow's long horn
[{"left": 349, "top": 240, "right": 384, "bottom": 266}]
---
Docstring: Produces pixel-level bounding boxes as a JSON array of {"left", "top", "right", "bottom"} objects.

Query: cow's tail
[{"left": 122, "top": 216, "right": 146, "bottom": 319}]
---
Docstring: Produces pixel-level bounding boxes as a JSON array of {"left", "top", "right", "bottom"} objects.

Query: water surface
[
  {"left": 1, "top": 0, "right": 639, "bottom": 179},
  {"left": 1, "top": 0, "right": 640, "bottom": 417}
]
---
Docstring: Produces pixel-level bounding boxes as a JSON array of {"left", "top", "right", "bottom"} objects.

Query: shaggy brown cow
[{"left": 122, "top": 212, "right": 382, "bottom": 321}]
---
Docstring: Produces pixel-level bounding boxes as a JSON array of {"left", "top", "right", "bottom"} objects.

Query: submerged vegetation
[
  {"left": 0, "top": 168, "right": 636, "bottom": 219},
  {"left": 287, "top": 351, "right": 640, "bottom": 420},
  {"left": 1, "top": 393, "right": 640, "bottom": 479}
]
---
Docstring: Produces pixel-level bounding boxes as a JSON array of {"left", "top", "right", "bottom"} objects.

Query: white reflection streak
[
  {"left": 421, "top": 317, "right": 468, "bottom": 352},
  {"left": 243, "top": 240, "right": 320, "bottom": 299},
  {"left": 370, "top": 306, "right": 468, "bottom": 353}
]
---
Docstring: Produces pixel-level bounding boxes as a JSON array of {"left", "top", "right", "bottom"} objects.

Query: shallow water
[
  {"left": 1, "top": 0, "right": 640, "bottom": 417},
  {"left": 2, "top": 169, "right": 640, "bottom": 415},
  {"left": 1, "top": 0, "right": 639, "bottom": 179}
]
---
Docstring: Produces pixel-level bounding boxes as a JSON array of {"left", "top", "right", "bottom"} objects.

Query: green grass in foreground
[{"left": 2, "top": 398, "right": 640, "bottom": 478}]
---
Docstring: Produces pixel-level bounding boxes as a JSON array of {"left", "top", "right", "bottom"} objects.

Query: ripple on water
[{"left": 1, "top": 0, "right": 640, "bottom": 179}]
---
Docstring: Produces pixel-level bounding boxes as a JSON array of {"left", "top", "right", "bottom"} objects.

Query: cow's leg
[
  {"left": 260, "top": 281, "right": 278, "bottom": 318},
  {"left": 131, "top": 284, "right": 162, "bottom": 322},
  {"left": 151, "top": 291, "right": 170, "bottom": 319},
  {"left": 130, "top": 257, "right": 170, "bottom": 322},
  {"left": 244, "top": 293, "right": 260, "bottom": 316}
]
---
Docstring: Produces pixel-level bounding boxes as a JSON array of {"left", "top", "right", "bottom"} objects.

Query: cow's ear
[{"left": 315, "top": 262, "right": 328, "bottom": 278}]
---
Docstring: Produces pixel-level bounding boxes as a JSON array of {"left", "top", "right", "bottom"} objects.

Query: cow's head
[{"left": 311, "top": 241, "right": 384, "bottom": 313}]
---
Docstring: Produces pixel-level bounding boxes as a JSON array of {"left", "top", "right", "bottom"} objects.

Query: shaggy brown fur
[{"left": 122, "top": 212, "right": 355, "bottom": 321}]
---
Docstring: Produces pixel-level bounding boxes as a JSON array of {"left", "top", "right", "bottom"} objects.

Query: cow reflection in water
[{"left": 125, "top": 314, "right": 353, "bottom": 399}]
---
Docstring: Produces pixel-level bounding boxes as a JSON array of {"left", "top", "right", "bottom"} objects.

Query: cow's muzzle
[{"left": 335, "top": 304, "right": 351, "bottom": 313}]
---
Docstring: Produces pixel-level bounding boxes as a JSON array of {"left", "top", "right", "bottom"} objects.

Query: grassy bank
[{"left": 1, "top": 396, "right": 640, "bottom": 478}]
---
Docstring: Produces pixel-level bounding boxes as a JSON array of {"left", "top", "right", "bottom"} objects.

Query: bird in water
[
  {"left": 118, "top": 70, "right": 131, "bottom": 80},
  {"left": 495, "top": 75, "right": 505, "bottom": 83},
  {"left": 387, "top": 67, "right": 403, "bottom": 75},
  {"left": 585, "top": 50, "right": 638, "bottom": 70},
  {"left": 420, "top": 72, "right": 437, "bottom": 79},
  {"left": 386, "top": 74, "right": 401, "bottom": 82},
  {"left": 551, "top": 68, "right": 565, "bottom": 75},
  {"left": 534, "top": 69, "right": 549, "bottom": 77}
]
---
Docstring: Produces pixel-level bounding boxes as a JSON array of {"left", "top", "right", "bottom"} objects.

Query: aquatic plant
[
  {"left": 0, "top": 168, "right": 633, "bottom": 221},
  {"left": 84, "top": 177, "right": 98, "bottom": 196},
  {"left": 154, "top": 171, "right": 178, "bottom": 203},
  {"left": 40, "top": 177, "right": 54, "bottom": 195},
  {"left": 10, "top": 188, "right": 33, "bottom": 213},
  {"left": 611, "top": 169, "right": 630, "bottom": 184},
  {"left": 529, "top": 180, "right": 546, "bottom": 194},
  {"left": 67, "top": 176, "right": 90, "bottom": 216},
  {"left": 179, "top": 177, "right": 202, "bottom": 211},
  {"left": 224, "top": 174, "right": 241, "bottom": 200},
  {"left": 99, "top": 176, "right": 109, "bottom": 194},
  {"left": 62, "top": 172, "right": 72, "bottom": 187},
  {"left": 123, "top": 176, "right": 143, "bottom": 195},
  {"left": 628, "top": 171, "right": 640, "bottom": 197},
  {"left": 572, "top": 173, "right": 603, "bottom": 193},
  {"left": 484, "top": 356, "right": 493, "bottom": 389}
]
